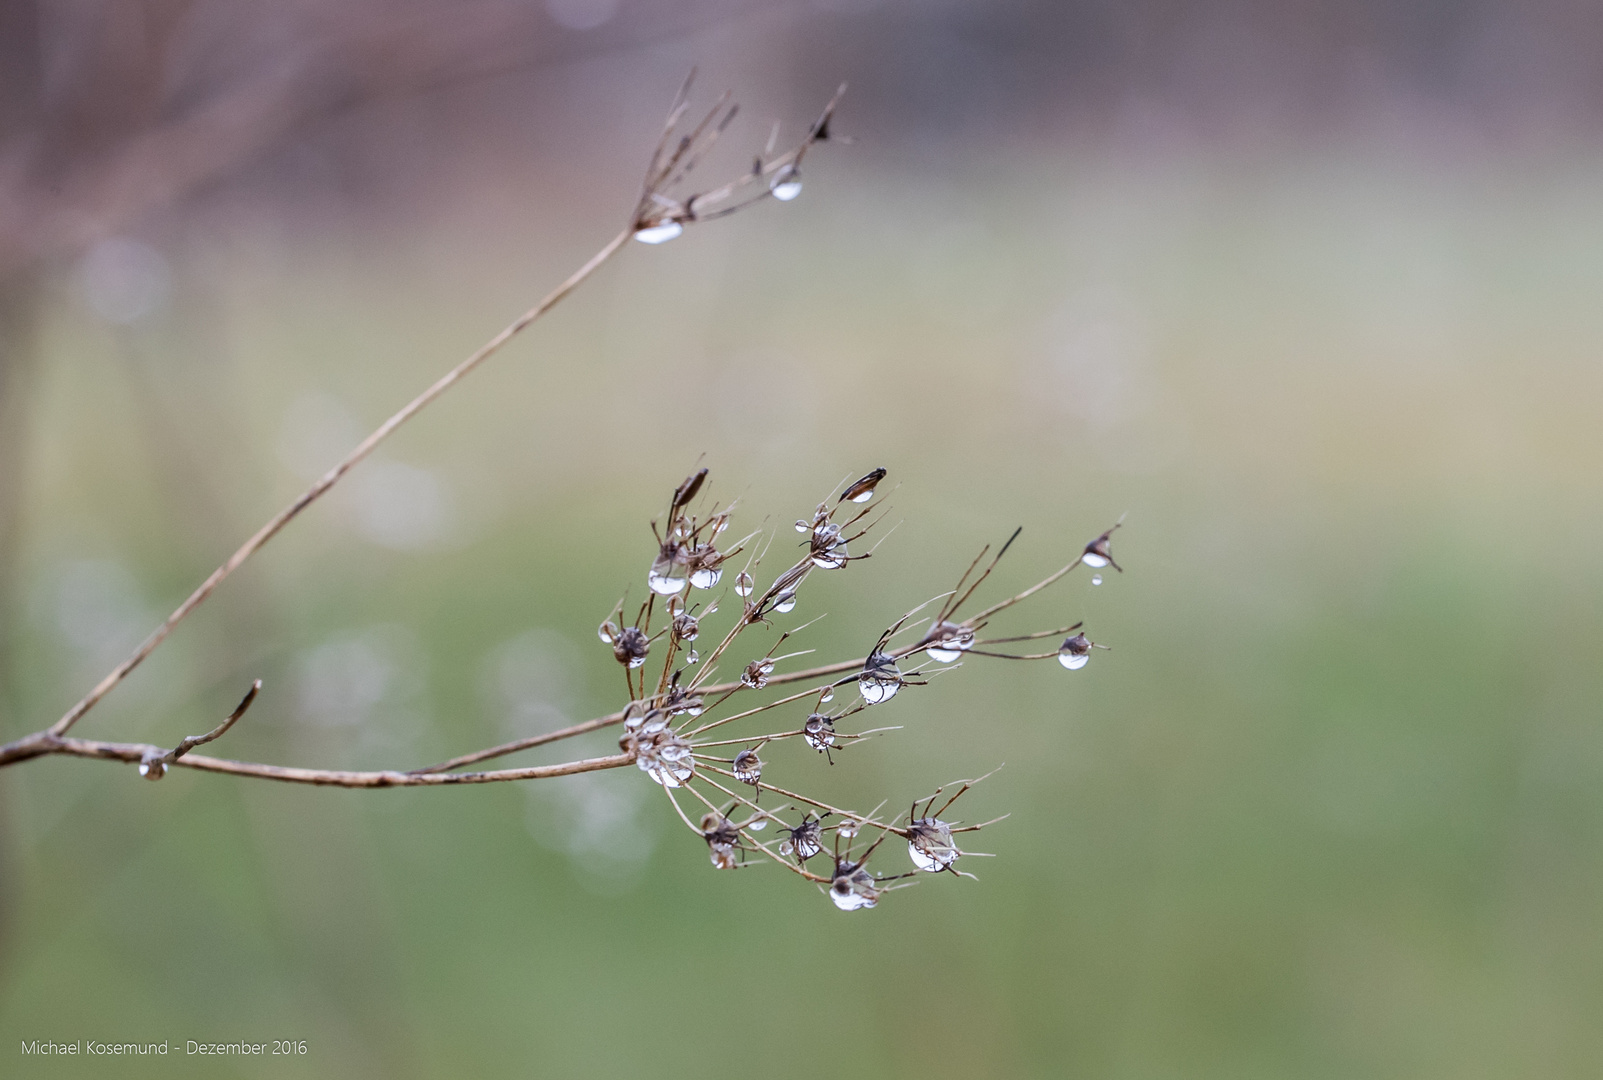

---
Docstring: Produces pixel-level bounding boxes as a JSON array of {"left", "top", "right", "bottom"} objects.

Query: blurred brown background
[{"left": 2, "top": 1, "right": 1603, "bottom": 1077}]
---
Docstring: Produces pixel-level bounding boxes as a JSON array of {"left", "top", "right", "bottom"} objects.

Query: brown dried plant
[{"left": 0, "top": 78, "right": 1124, "bottom": 911}]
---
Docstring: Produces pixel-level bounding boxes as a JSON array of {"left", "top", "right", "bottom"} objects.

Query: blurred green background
[{"left": 3, "top": 1, "right": 1603, "bottom": 1077}]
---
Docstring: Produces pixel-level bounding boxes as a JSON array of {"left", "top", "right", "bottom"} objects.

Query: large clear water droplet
[
  {"left": 634, "top": 221, "right": 683, "bottom": 244},
  {"left": 734, "top": 572, "right": 754, "bottom": 597},
  {"left": 774, "top": 592, "right": 797, "bottom": 613},
  {"left": 748, "top": 818, "right": 767, "bottom": 832},
  {"left": 862, "top": 680, "right": 898, "bottom": 704},
  {"left": 769, "top": 166, "right": 803, "bottom": 201},
  {"left": 907, "top": 819, "right": 958, "bottom": 871},
  {"left": 795, "top": 520, "right": 811, "bottom": 533},
  {"left": 1081, "top": 552, "right": 1109, "bottom": 569},
  {"left": 690, "top": 566, "right": 722, "bottom": 590},
  {"left": 837, "top": 818, "right": 859, "bottom": 839},
  {"left": 648, "top": 570, "right": 687, "bottom": 595},
  {"left": 820, "top": 687, "right": 834, "bottom": 703},
  {"left": 1059, "top": 652, "right": 1089, "bottom": 670},
  {"left": 686, "top": 649, "right": 699, "bottom": 664}
]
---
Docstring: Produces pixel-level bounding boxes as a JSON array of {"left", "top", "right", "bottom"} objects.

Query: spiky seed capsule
[
  {"left": 733, "top": 749, "right": 763, "bottom": 785},
  {"left": 859, "top": 651, "right": 902, "bottom": 704},
  {"left": 1058, "top": 633, "right": 1092, "bottom": 671},
  {"left": 803, "top": 714, "right": 835, "bottom": 751}
]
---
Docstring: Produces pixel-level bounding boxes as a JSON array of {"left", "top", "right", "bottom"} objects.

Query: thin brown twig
[{"left": 48, "top": 226, "right": 633, "bottom": 739}]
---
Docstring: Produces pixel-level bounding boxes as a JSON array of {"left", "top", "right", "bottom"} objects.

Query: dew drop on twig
[
  {"left": 734, "top": 572, "right": 754, "bottom": 597},
  {"left": 769, "top": 165, "right": 803, "bottom": 201},
  {"left": 634, "top": 221, "right": 683, "bottom": 244}
]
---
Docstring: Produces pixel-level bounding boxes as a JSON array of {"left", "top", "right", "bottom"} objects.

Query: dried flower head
[
  {"left": 1081, "top": 520, "right": 1123, "bottom": 572},
  {"left": 921, "top": 620, "right": 977, "bottom": 663},
  {"left": 590, "top": 467, "right": 1121, "bottom": 910},
  {"left": 829, "top": 859, "right": 880, "bottom": 910},
  {"left": 701, "top": 811, "right": 742, "bottom": 869},
  {"left": 779, "top": 815, "right": 826, "bottom": 863},
  {"left": 732, "top": 748, "right": 763, "bottom": 786}
]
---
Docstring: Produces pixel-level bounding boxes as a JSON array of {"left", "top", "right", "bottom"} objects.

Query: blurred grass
[{"left": 2, "top": 144, "right": 1602, "bottom": 1078}]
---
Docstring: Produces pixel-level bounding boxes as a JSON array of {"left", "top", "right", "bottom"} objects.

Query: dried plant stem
[
  {"left": 19, "top": 735, "right": 631, "bottom": 787},
  {"left": 45, "top": 227, "right": 632, "bottom": 740}
]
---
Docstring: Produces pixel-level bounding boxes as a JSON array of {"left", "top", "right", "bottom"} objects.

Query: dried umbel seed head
[
  {"left": 779, "top": 816, "right": 825, "bottom": 862},
  {"left": 609, "top": 625, "right": 650, "bottom": 668},
  {"left": 1058, "top": 632, "right": 1093, "bottom": 670},
  {"left": 841, "top": 467, "right": 886, "bottom": 504},
  {"left": 922, "top": 620, "right": 976, "bottom": 663},
  {"left": 1081, "top": 523, "right": 1123, "bottom": 572},
  {"left": 858, "top": 651, "right": 902, "bottom": 705},
  {"left": 733, "top": 748, "right": 763, "bottom": 785},
  {"left": 802, "top": 713, "right": 835, "bottom": 752},
  {"left": 741, "top": 658, "right": 775, "bottom": 690},
  {"left": 829, "top": 859, "right": 880, "bottom": 911},
  {"left": 906, "top": 818, "right": 959, "bottom": 872}
]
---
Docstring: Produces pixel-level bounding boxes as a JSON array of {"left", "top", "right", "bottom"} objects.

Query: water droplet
[
  {"left": 648, "top": 571, "right": 686, "bottom": 595},
  {"left": 774, "top": 592, "right": 797, "bottom": 614},
  {"left": 820, "top": 687, "right": 834, "bottom": 703},
  {"left": 923, "top": 620, "right": 975, "bottom": 663},
  {"left": 690, "top": 566, "right": 722, "bottom": 590},
  {"left": 907, "top": 818, "right": 958, "bottom": 871},
  {"left": 733, "top": 749, "right": 763, "bottom": 785},
  {"left": 803, "top": 713, "right": 836, "bottom": 751},
  {"left": 734, "top": 572, "right": 754, "bottom": 596},
  {"left": 795, "top": 520, "right": 811, "bottom": 533},
  {"left": 634, "top": 221, "right": 683, "bottom": 244},
  {"left": 748, "top": 818, "right": 767, "bottom": 832},
  {"left": 138, "top": 757, "right": 166, "bottom": 780},
  {"left": 785, "top": 818, "right": 825, "bottom": 860},
  {"left": 829, "top": 861, "right": 880, "bottom": 911},
  {"left": 1081, "top": 552, "right": 1109, "bottom": 569},
  {"left": 598, "top": 621, "right": 617, "bottom": 644},
  {"left": 1091, "top": 573, "right": 1103, "bottom": 586},
  {"left": 842, "top": 468, "right": 885, "bottom": 504},
  {"left": 1058, "top": 631, "right": 1093, "bottom": 670},
  {"left": 769, "top": 165, "right": 803, "bottom": 201},
  {"left": 860, "top": 680, "right": 898, "bottom": 704},
  {"left": 836, "top": 818, "right": 859, "bottom": 839},
  {"left": 686, "top": 649, "right": 699, "bottom": 664}
]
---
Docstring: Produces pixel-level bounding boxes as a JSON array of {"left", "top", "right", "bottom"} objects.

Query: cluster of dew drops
[{"left": 603, "top": 464, "right": 1120, "bottom": 909}]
